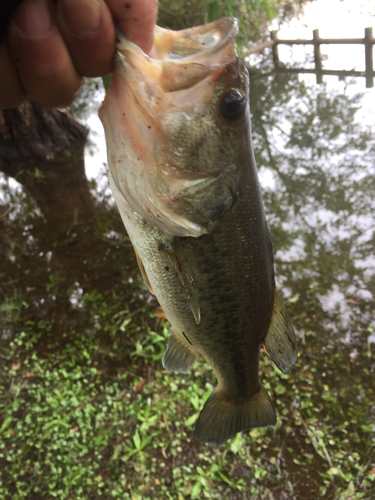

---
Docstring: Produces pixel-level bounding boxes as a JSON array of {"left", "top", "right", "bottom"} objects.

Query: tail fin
[{"left": 194, "top": 384, "right": 276, "bottom": 447}]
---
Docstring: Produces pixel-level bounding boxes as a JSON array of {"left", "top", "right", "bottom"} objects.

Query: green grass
[{"left": 0, "top": 288, "right": 374, "bottom": 499}]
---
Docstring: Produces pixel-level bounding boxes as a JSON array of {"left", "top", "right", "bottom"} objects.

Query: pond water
[{"left": 0, "top": 1, "right": 374, "bottom": 499}]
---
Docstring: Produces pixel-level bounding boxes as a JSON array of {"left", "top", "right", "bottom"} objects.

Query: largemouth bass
[{"left": 99, "top": 17, "right": 297, "bottom": 447}]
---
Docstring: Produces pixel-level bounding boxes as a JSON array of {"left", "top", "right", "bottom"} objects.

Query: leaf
[
  {"left": 327, "top": 467, "right": 342, "bottom": 477},
  {"left": 185, "top": 413, "right": 199, "bottom": 427},
  {"left": 260, "top": 0, "right": 277, "bottom": 20},
  {"left": 134, "top": 379, "right": 146, "bottom": 393},
  {"left": 191, "top": 480, "right": 202, "bottom": 499},
  {"left": 196, "top": 466, "right": 205, "bottom": 476},
  {"left": 289, "top": 294, "right": 300, "bottom": 303},
  {"left": 0, "top": 416, "right": 12, "bottom": 433},
  {"left": 133, "top": 430, "right": 141, "bottom": 450},
  {"left": 119, "top": 318, "right": 132, "bottom": 331},
  {"left": 155, "top": 309, "right": 167, "bottom": 320},
  {"left": 102, "top": 74, "right": 113, "bottom": 92},
  {"left": 218, "top": 471, "right": 236, "bottom": 487},
  {"left": 275, "top": 385, "right": 286, "bottom": 395},
  {"left": 230, "top": 433, "right": 244, "bottom": 454},
  {"left": 162, "top": 412, "right": 169, "bottom": 429},
  {"left": 207, "top": 1, "right": 219, "bottom": 21}
]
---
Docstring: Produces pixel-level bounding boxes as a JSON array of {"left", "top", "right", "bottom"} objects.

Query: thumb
[{"left": 104, "top": 0, "right": 158, "bottom": 54}]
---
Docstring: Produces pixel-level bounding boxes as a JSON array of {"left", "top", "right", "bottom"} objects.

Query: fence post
[
  {"left": 313, "top": 29, "right": 323, "bottom": 84},
  {"left": 364, "top": 27, "right": 374, "bottom": 88},
  {"left": 271, "top": 31, "right": 280, "bottom": 70}
]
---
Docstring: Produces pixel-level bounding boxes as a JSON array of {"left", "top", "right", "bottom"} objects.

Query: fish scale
[{"left": 100, "top": 17, "right": 297, "bottom": 446}]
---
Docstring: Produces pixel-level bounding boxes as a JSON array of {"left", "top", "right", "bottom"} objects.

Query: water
[{"left": 0, "top": 2, "right": 374, "bottom": 498}]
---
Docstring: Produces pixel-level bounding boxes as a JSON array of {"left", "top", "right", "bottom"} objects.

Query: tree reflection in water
[{"left": 0, "top": 72, "right": 374, "bottom": 499}]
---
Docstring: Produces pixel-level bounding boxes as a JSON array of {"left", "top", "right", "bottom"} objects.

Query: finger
[
  {"left": 105, "top": 0, "right": 158, "bottom": 54},
  {"left": 0, "top": 41, "right": 26, "bottom": 109},
  {"left": 8, "top": 0, "right": 82, "bottom": 108},
  {"left": 56, "top": 0, "right": 115, "bottom": 77}
]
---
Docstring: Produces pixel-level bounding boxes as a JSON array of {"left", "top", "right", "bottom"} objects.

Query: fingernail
[
  {"left": 12, "top": 0, "right": 51, "bottom": 36},
  {"left": 61, "top": 0, "right": 101, "bottom": 37}
]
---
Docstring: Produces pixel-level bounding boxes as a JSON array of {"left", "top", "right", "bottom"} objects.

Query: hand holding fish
[{"left": 0, "top": 0, "right": 158, "bottom": 109}]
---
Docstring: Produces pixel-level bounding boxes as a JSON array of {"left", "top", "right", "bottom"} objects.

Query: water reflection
[
  {"left": 0, "top": 72, "right": 374, "bottom": 498},
  {"left": 250, "top": 73, "right": 374, "bottom": 327}
]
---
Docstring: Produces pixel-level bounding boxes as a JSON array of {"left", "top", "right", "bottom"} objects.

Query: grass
[{"left": 0, "top": 286, "right": 374, "bottom": 499}]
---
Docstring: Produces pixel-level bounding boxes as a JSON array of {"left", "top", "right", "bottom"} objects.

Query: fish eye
[{"left": 219, "top": 89, "right": 246, "bottom": 122}]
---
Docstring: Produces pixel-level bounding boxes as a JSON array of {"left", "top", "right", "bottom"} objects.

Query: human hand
[{"left": 0, "top": 0, "right": 158, "bottom": 109}]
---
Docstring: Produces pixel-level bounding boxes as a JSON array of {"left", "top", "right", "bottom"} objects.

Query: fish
[{"left": 99, "top": 17, "right": 297, "bottom": 447}]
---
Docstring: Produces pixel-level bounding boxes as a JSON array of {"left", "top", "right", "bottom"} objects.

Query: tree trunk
[
  {"left": 0, "top": 99, "right": 95, "bottom": 236},
  {"left": 0, "top": 100, "right": 100, "bottom": 337},
  {"left": 0, "top": 99, "right": 133, "bottom": 304}
]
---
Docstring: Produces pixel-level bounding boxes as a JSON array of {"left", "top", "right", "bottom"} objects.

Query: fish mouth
[
  {"left": 115, "top": 17, "right": 238, "bottom": 92},
  {"left": 99, "top": 18, "right": 244, "bottom": 238}
]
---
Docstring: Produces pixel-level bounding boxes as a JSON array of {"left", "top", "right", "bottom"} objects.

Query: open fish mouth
[
  {"left": 115, "top": 17, "right": 238, "bottom": 93},
  {"left": 99, "top": 17, "right": 247, "bottom": 237}
]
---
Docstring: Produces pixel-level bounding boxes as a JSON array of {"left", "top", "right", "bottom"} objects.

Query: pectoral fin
[
  {"left": 163, "top": 330, "right": 199, "bottom": 373},
  {"left": 264, "top": 290, "right": 297, "bottom": 374},
  {"left": 109, "top": 151, "right": 239, "bottom": 237},
  {"left": 164, "top": 171, "right": 238, "bottom": 236},
  {"left": 162, "top": 238, "right": 201, "bottom": 324},
  {"left": 135, "top": 249, "right": 154, "bottom": 295}
]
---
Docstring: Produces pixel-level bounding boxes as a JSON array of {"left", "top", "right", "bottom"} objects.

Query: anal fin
[
  {"left": 264, "top": 290, "right": 297, "bottom": 374},
  {"left": 194, "top": 384, "right": 276, "bottom": 447},
  {"left": 162, "top": 330, "right": 199, "bottom": 373}
]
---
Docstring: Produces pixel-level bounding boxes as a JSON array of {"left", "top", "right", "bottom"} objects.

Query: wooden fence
[{"left": 245, "top": 28, "right": 375, "bottom": 88}]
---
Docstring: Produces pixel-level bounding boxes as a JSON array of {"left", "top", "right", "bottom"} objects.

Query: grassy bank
[{"left": 0, "top": 284, "right": 373, "bottom": 499}]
